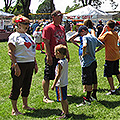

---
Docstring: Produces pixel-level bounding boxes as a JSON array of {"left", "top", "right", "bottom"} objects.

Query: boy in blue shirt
[{"left": 76, "top": 25, "right": 104, "bottom": 107}]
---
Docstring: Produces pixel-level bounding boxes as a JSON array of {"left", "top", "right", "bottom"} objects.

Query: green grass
[{"left": 0, "top": 42, "right": 120, "bottom": 120}]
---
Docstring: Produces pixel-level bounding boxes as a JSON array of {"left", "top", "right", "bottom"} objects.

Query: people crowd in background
[{"left": 96, "top": 20, "right": 104, "bottom": 37}]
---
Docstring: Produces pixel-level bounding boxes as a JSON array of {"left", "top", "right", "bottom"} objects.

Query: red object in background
[
  {"left": 116, "top": 21, "right": 120, "bottom": 25},
  {"left": 36, "top": 42, "right": 44, "bottom": 50}
]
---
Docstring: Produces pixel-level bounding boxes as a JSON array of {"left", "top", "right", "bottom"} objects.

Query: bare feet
[
  {"left": 23, "top": 105, "right": 36, "bottom": 111},
  {"left": 12, "top": 110, "right": 23, "bottom": 116}
]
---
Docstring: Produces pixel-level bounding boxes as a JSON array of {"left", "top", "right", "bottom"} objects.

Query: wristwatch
[
  {"left": 13, "top": 62, "right": 17, "bottom": 67},
  {"left": 14, "top": 63, "right": 17, "bottom": 66}
]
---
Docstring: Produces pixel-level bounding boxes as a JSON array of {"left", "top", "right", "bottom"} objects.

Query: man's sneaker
[
  {"left": 76, "top": 97, "right": 91, "bottom": 107},
  {"left": 106, "top": 91, "right": 116, "bottom": 95},
  {"left": 56, "top": 114, "right": 70, "bottom": 119},
  {"left": 43, "top": 96, "right": 54, "bottom": 103}
]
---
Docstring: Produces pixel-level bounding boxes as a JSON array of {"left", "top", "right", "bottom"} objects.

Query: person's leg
[
  {"left": 42, "top": 79, "right": 54, "bottom": 103},
  {"left": 86, "top": 85, "right": 92, "bottom": 99},
  {"left": 21, "top": 62, "right": 35, "bottom": 110},
  {"left": 107, "top": 77, "right": 115, "bottom": 90},
  {"left": 11, "top": 100, "right": 23, "bottom": 115},
  {"left": 116, "top": 74, "right": 120, "bottom": 84},
  {"left": 61, "top": 99, "right": 69, "bottom": 115},
  {"left": 22, "top": 97, "right": 35, "bottom": 110},
  {"left": 92, "top": 84, "right": 97, "bottom": 99},
  {"left": 42, "top": 79, "right": 50, "bottom": 98},
  {"left": 10, "top": 64, "right": 23, "bottom": 115},
  {"left": 43, "top": 57, "right": 58, "bottom": 103}
]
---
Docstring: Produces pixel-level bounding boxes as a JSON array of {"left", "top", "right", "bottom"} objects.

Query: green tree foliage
[
  {"left": 3, "top": 0, "right": 20, "bottom": 13},
  {"left": 2, "top": 0, "right": 31, "bottom": 17},
  {"left": 66, "top": 0, "right": 118, "bottom": 13},
  {"left": 36, "top": 0, "right": 55, "bottom": 19},
  {"left": 65, "top": 3, "right": 81, "bottom": 13}
]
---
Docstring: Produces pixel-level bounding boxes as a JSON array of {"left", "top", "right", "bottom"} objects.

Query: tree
[
  {"left": 3, "top": 0, "right": 31, "bottom": 17},
  {"left": 37, "top": 0, "right": 55, "bottom": 19},
  {"left": 3, "top": 0, "right": 20, "bottom": 13},
  {"left": 20, "top": 0, "right": 31, "bottom": 17},
  {"left": 73, "top": 0, "right": 118, "bottom": 9},
  {"left": 66, "top": 0, "right": 119, "bottom": 13}
]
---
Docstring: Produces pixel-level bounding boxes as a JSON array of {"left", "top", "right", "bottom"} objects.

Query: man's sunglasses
[
  {"left": 53, "top": 13, "right": 63, "bottom": 17},
  {"left": 20, "top": 22, "right": 30, "bottom": 25}
]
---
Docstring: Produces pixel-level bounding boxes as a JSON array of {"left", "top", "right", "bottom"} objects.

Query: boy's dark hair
[
  {"left": 51, "top": 10, "right": 61, "bottom": 17},
  {"left": 84, "top": 19, "right": 93, "bottom": 29},
  {"left": 55, "top": 44, "right": 67, "bottom": 55},
  {"left": 107, "top": 20, "right": 115, "bottom": 29}
]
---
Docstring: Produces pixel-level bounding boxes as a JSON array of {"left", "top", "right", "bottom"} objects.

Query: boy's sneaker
[
  {"left": 90, "top": 93, "right": 97, "bottom": 101},
  {"left": 106, "top": 91, "right": 116, "bottom": 95},
  {"left": 76, "top": 97, "right": 91, "bottom": 107},
  {"left": 43, "top": 96, "right": 54, "bottom": 103},
  {"left": 90, "top": 96, "right": 97, "bottom": 102}
]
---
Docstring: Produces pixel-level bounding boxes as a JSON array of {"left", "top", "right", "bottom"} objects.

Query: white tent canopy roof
[
  {"left": 65, "top": 5, "right": 111, "bottom": 19},
  {"left": 0, "top": 11, "right": 14, "bottom": 18}
]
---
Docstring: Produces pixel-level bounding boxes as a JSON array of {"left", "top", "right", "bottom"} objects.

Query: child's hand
[{"left": 51, "top": 86, "right": 54, "bottom": 90}]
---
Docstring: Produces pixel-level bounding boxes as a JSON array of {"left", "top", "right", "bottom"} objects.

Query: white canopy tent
[
  {"left": 65, "top": 5, "right": 112, "bottom": 25},
  {"left": 0, "top": 11, "right": 14, "bottom": 18},
  {"left": 0, "top": 11, "right": 14, "bottom": 29}
]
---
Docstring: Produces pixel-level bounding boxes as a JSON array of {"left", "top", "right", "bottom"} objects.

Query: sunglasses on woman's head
[{"left": 20, "top": 22, "right": 30, "bottom": 25}]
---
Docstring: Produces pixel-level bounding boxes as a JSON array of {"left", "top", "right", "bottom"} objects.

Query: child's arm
[
  {"left": 98, "top": 25, "right": 107, "bottom": 37},
  {"left": 51, "top": 63, "right": 62, "bottom": 90},
  {"left": 95, "top": 44, "right": 105, "bottom": 52},
  {"left": 69, "top": 33, "right": 80, "bottom": 47},
  {"left": 82, "top": 43, "right": 87, "bottom": 56},
  {"left": 91, "top": 29, "right": 96, "bottom": 37}
]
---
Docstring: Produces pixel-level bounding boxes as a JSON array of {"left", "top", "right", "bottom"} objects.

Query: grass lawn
[{"left": 0, "top": 41, "right": 120, "bottom": 120}]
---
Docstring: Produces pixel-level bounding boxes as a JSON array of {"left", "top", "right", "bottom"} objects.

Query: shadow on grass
[
  {"left": 67, "top": 95, "right": 84, "bottom": 104},
  {"left": 99, "top": 100, "right": 120, "bottom": 108},
  {"left": 97, "top": 88, "right": 109, "bottom": 93},
  {"left": 24, "top": 108, "right": 94, "bottom": 119},
  {"left": 69, "top": 113, "right": 94, "bottom": 120},
  {"left": 24, "top": 108, "right": 62, "bottom": 118}
]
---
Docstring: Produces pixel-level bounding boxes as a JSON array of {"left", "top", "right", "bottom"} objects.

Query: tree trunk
[
  {"left": 88, "top": 0, "right": 92, "bottom": 5},
  {"left": 50, "top": 0, "right": 53, "bottom": 13},
  {"left": 81, "top": 0, "right": 85, "bottom": 6},
  {"left": 21, "top": 0, "right": 31, "bottom": 17}
]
